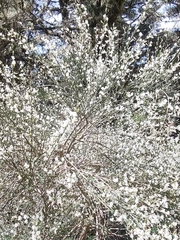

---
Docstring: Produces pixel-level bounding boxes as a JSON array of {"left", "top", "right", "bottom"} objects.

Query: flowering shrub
[{"left": 0, "top": 6, "right": 180, "bottom": 240}]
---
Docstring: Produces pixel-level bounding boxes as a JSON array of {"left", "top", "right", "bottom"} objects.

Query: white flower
[
  {"left": 172, "top": 182, "right": 178, "bottom": 190},
  {"left": 24, "top": 163, "right": 29, "bottom": 169},
  {"left": 113, "top": 177, "right": 118, "bottom": 183}
]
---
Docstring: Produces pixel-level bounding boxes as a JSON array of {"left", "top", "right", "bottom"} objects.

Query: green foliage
[{"left": 132, "top": 113, "right": 147, "bottom": 123}]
